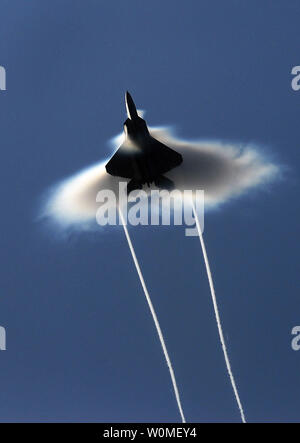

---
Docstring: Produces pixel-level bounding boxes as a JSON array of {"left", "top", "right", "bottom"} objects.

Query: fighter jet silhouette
[{"left": 105, "top": 92, "right": 183, "bottom": 194}]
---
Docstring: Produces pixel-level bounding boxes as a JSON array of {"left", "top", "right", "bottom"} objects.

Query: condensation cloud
[{"left": 41, "top": 126, "right": 280, "bottom": 230}]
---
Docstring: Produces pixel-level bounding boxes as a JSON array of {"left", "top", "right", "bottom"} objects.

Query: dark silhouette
[{"left": 105, "top": 92, "right": 183, "bottom": 193}]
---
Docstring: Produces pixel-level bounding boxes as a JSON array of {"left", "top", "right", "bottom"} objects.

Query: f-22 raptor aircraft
[{"left": 105, "top": 92, "right": 183, "bottom": 194}]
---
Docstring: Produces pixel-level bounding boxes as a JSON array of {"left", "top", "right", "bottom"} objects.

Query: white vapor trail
[
  {"left": 191, "top": 201, "right": 246, "bottom": 423},
  {"left": 118, "top": 207, "right": 186, "bottom": 423}
]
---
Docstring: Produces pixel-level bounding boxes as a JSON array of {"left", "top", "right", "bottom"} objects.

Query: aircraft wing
[
  {"left": 105, "top": 137, "right": 183, "bottom": 179},
  {"left": 105, "top": 142, "right": 136, "bottom": 178},
  {"left": 148, "top": 136, "right": 183, "bottom": 175}
]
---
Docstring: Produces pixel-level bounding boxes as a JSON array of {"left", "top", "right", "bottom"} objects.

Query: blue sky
[{"left": 0, "top": 0, "right": 300, "bottom": 422}]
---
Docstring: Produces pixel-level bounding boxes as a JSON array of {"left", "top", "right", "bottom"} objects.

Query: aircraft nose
[{"left": 125, "top": 91, "right": 138, "bottom": 120}]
